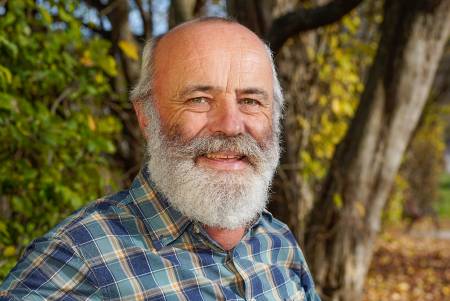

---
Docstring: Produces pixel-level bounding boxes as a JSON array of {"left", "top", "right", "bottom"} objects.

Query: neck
[{"left": 204, "top": 226, "right": 245, "bottom": 251}]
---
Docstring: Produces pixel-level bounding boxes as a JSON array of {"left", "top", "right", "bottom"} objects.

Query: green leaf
[
  {"left": 333, "top": 194, "right": 343, "bottom": 209},
  {"left": 0, "top": 36, "right": 18, "bottom": 59}
]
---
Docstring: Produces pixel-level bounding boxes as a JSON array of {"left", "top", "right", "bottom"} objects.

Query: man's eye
[
  {"left": 189, "top": 97, "right": 209, "bottom": 104},
  {"left": 240, "top": 98, "right": 260, "bottom": 106}
]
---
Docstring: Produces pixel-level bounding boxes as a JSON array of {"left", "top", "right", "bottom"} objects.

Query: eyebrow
[
  {"left": 237, "top": 88, "right": 269, "bottom": 101},
  {"left": 179, "top": 85, "right": 270, "bottom": 102},
  {"left": 178, "top": 85, "right": 219, "bottom": 99}
]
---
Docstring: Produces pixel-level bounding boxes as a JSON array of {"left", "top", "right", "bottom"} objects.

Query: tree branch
[
  {"left": 134, "top": 0, "right": 152, "bottom": 40},
  {"left": 227, "top": 0, "right": 274, "bottom": 38},
  {"left": 84, "top": 0, "right": 107, "bottom": 11},
  {"left": 193, "top": 0, "right": 206, "bottom": 16},
  {"left": 81, "top": 21, "right": 112, "bottom": 40},
  {"left": 267, "top": 0, "right": 364, "bottom": 55}
]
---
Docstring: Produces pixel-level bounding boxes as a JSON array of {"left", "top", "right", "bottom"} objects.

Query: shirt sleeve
[
  {"left": 305, "top": 286, "right": 322, "bottom": 301},
  {"left": 296, "top": 249, "right": 322, "bottom": 301},
  {"left": 0, "top": 236, "right": 101, "bottom": 300}
]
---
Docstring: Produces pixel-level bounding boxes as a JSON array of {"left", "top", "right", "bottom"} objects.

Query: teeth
[{"left": 205, "top": 153, "right": 242, "bottom": 159}]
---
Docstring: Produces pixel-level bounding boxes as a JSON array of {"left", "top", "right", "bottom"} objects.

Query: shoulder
[
  {"left": 48, "top": 189, "right": 131, "bottom": 235},
  {"left": 248, "top": 212, "right": 306, "bottom": 264},
  {"left": 0, "top": 189, "right": 154, "bottom": 297},
  {"left": 252, "top": 213, "right": 320, "bottom": 297},
  {"left": 40, "top": 189, "right": 154, "bottom": 259},
  {"left": 256, "top": 212, "right": 300, "bottom": 247}
]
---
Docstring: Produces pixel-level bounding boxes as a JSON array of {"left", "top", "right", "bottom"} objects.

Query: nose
[{"left": 208, "top": 96, "right": 244, "bottom": 136}]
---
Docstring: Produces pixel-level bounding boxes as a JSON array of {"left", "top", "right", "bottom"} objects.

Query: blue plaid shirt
[{"left": 0, "top": 168, "right": 320, "bottom": 300}]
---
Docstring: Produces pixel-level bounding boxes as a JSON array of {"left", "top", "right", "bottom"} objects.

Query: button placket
[
  {"left": 225, "top": 250, "right": 246, "bottom": 298},
  {"left": 232, "top": 246, "right": 258, "bottom": 301}
]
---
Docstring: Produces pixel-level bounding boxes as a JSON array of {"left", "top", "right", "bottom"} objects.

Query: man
[{"left": 0, "top": 17, "right": 320, "bottom": 300}]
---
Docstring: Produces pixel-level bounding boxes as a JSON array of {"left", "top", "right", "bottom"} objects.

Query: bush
[{"left": 0, "top": 0, "right": 121, "bottom": 279}]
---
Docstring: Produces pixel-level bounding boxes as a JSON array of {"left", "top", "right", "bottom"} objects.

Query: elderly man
[{"left": 0, "top": 18, "right": 320, "bottom": 300}]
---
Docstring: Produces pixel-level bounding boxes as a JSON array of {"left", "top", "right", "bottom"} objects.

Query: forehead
[{"left": 152, "top": 22, "right": 273, "bottom": 93}]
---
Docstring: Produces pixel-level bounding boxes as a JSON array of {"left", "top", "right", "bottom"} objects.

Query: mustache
[{"left": 164, "top": 133, "right": 269, "bottom": 168}]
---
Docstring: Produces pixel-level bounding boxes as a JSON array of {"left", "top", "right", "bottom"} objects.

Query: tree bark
[
  {"left": 169, "top": 0, "right": 197, "bottom": 29},
  {"left": 84, "top": 0, "right": 147, "bottom": 183},
  {"left": 135, "top": 0, "right": 153, "bottom": 40},
  {"left": 105, "top": 0, "right": 140, "bottom": 87},
  {"left": 226, "top": 0, "right": 275, "bottom": 38},
  {"left": 272, "top": 28, "right": 323, "bottom": 244},
  {"left": 267, "top": 0, "right": 362, "bottom": 54},
  {"left": 304, "top": 1, "right": 450, "bottom": 300}
]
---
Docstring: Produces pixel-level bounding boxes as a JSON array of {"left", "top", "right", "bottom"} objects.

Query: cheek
[
  {"left": 245, "top": 113, "right": 273, "bottom": 143},
  {"left": 168, "top": 112, "right": 208, "bottom": 140},
  {"left": 154, "top": 99, "right": 208, "bottom": 140}
]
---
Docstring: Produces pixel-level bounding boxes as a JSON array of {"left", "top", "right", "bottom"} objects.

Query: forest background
[{"left": 1, "top": 1, "right": 449, "bottom": 301}]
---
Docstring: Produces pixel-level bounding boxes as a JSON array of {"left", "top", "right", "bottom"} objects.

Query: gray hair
[{"left": 130, "top": 17, "right": 284, "bottom": 133}]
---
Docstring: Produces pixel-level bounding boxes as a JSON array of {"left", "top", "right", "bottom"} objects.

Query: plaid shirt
[{"left": 0, "top": 168, "right": 320, "bottom": 301}]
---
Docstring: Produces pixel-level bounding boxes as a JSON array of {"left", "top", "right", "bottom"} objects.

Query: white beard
[{"left": 144, "top": 101, "right": 280, "bottom": 230}]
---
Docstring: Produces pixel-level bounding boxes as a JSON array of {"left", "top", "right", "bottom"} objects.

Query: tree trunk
[
  {"left": 304, "top": 1, "right": 450, "bottom": 300},
  {"left": 272, "top": 30, "right": 320, "bottom": 244},
  {"left": 104, "top": 0, "right": 143, "bottom": 183},
  {"left": 106, "top": 0, "right": 140, "bottom": 88},
  {"left": 226, "top": 0, "right": 274, "bottom": 37},
  {"left": 169, "top": 0, "right": 197, "bottom": 29},
  {"left": 135, "top": 0, "right": 153, "bottom": 40}
]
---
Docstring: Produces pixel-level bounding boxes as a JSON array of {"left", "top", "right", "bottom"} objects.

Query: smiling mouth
[
  {"left": 196, "top": 152, "right": 249, "bottom": 171},
  {"left": 203, "top": 152, "right": 245, "bottom": 160}
]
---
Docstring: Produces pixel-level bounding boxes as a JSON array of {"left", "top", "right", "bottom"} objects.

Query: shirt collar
[
  {"left": 254, "top": 209, "right": 273, "bottom": 227},
  {"left": 127, "top": 166, "right": 191, "bottom": 248}
]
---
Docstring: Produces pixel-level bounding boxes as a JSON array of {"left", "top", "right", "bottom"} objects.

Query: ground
[{"left": 363, "top": 219, "right": 450, "bottom": 301}]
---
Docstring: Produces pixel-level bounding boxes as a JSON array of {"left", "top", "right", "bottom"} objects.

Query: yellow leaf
[
  {"left": 306, "top": 46, "right": 315, "bottom": 60},
  {"left": 331, "top": 98, "right": 342, "bottom": 115},
  {"left": 3, "top": 245, "right": 16, "bottom": 257},
  {"left": 80, "top": 50, "right": 93, "bottom": 67},
  {"left": 0, "top": 65, "right": 12, "bottom": 83},
  {"left": 330, "top": 36, "right": 338, "bottom": 50},
  {"left": 98, "top": 57, "right": 117, "bottom": 77},
  {"left": 88, "top": 115, "right": 96, "bottom": 131},
  {"left": 397, "top": 282, "right": 410, "bottom": 292},
  {"left": 118, "top": 40, "right": 139, "bottom": 61},
  {"left": 39, "top": 7, "right": 52, "bottom": 24},
  {"left": 355, "top": 201, "right": 366, "bottom": 217},
  {"left": 333, "top": 193, "right": 343, "bottom": 209},
  {"left": 442, "top": 286, "right": 450, "bottom": 296},
  {"left": 296, "top": 116, "right": 310, "bottom": 130},
  {"left": 95, "top": 73, "right": 104, "bottom": 84},
  {"left": 319, "top": 95, "right": 328, "bottom": 106}
]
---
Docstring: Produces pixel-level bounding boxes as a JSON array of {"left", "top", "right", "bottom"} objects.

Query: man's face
[
  {"left": 137, "top": 21, "right": 280, "bottom": 229},
  {"left": 151, "top": 22, "right": 275, "bottom": 172}
]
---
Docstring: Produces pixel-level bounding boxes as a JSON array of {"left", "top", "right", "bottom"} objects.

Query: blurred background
[{"left": 0, "top": 0, "right": 449, "bottom": 300}]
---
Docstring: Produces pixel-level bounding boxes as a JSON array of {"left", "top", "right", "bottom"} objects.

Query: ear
[{"left": 133, "top": 100, "right": 150, "bottom": 140}]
